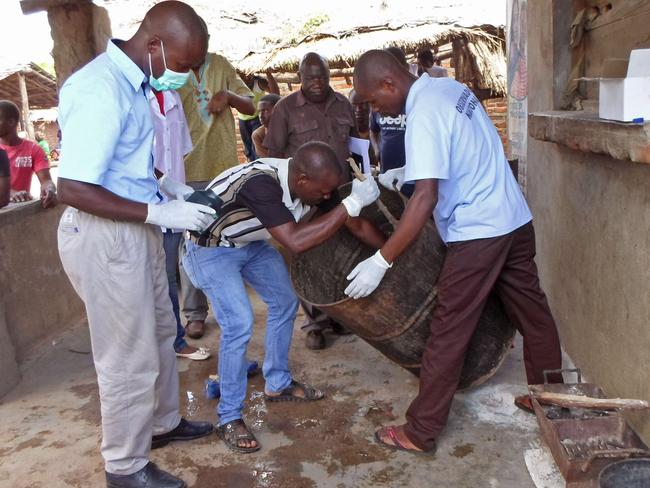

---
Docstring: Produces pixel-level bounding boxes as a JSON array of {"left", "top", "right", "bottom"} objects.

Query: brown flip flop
[
  {"left": 514, "top": 394, "right": 535, "bottom": 414},
  {"left": 374, "top": 426, "right": 436, "bottom": 456}
]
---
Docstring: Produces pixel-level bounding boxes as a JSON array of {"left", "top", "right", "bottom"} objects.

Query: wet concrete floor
[{"left": 0, "top": 290, "right": 543, "bottom": 487}]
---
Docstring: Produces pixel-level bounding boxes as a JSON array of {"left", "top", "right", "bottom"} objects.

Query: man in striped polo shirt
[{"left": 180, "top": 141, "right": 385, "bottom": 453}]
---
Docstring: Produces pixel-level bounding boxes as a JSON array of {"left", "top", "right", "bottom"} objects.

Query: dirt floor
[{"left": 0, "top": 290, "right": 547, "bottom": 488}]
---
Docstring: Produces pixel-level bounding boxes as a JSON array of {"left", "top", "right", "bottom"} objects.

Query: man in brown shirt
[
  {"left": 264, "top": 52, "right": 356, "bottom": 183},
  {"left": 264, "top": 53, "right": 357, "bottom": 350}
]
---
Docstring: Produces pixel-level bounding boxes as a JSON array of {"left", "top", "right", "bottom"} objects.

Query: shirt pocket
[
  {"left": 333, "top": 115, "right": 354, "bottom": 141},
  {"left": 121, "top": 96, "right": 153, "bottom": 159},
  {"left": 291, "top": 119, "right": 320, "bottom": 146}
]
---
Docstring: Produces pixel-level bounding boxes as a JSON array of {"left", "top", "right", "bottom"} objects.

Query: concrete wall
[
  {"left": 526, "top": 0, "right": 650, "bottom": 442},
  {"left": 0, "top": 201, "right": 85, "bottom": 375}
]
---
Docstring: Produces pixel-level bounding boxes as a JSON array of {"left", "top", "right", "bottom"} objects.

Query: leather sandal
[
  {"left": 265, "top": 380, "right": 325, "bottom": 403},
  {"left": 216, "top": 419, "right": 260, "bottom": 454}
]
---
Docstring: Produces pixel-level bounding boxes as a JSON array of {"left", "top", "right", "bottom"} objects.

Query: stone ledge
[
  {"left": 0, "top": 200, "right": 42, "bottom": 224},
  {"left": 0, "top": 304, "right": 20, "bottom": 398},
  {"left": 528, "top": 110, "right": 650, "bottom": 164},
  {"left": 0, "top": 201, "right": 85, "bottom": 365}
]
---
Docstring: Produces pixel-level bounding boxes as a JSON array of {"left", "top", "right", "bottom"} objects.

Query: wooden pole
[
  {"left": 529, "top": 387, "right": 650, "bottom": 410},
  {"left": 258, "top": 68, "right": 355, "bottom": 85},
  {"left": 348, "top": 158, "right": 399, "bottom": 229},
  {"left": 17, "top": 72, "right": 35, "bottom": 140}
]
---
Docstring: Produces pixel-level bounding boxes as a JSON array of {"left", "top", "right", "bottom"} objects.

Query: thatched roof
[
  {"left": 0, "top": 62, "right": 58, "bottom": 109},
  {"left": 238, "top": 21, "right": 506, "bottom": 96},
  {"left": 101, "top": 0, "right": 506, "bottom": 95}
]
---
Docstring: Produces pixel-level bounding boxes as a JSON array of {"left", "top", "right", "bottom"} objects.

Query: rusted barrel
[{"left": 291, "top": 183, "right": 516, "bottom": 389}]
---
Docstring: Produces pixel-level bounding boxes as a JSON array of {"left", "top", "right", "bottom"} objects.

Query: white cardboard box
[{"left": 598, "top": 49, "right": 650, "bottom": 122}]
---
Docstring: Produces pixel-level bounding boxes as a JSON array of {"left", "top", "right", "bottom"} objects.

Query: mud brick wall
[{"left": 484, "top": 97, "right": 508, "bottom": 149}]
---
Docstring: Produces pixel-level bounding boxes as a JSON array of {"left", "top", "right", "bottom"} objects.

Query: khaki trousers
[{"left": 58, "top": 208, "right": 181, "bottom": 475}]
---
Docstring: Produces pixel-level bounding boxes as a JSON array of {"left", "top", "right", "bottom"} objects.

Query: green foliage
[
  {"left": 275, "top": 13, "right": 331, "bottom": 47},
  {"left": 298, "top": 14, "right": 330, "bottom": 38},
  {"left": 36, "top": 61, "right": 55, "bottom": 76}
]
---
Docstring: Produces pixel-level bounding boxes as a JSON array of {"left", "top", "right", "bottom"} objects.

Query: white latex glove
[
  {"left": 344, "top": 250, "right": 392, "bottom": 299},
  {"left": 146, "top": 200, "right": 216, "bottom": 232},
  {"left": 378, "top": 167, "right": 406, "bottom": 192},
  {"left": 341, "top": 176, "right": 380, "bottom": 217},
  {"left": 159, "top": 174, "right": 194, "bottom": 201}
]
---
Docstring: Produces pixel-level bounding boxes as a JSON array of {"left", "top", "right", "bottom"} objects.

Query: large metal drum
[{"left": 291, "top": 183, "right": 516, "bottom": 389}]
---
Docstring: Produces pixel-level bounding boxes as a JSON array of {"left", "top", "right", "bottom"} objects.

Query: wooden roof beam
[
  {"left": 20, "top": 0, "right": 88, "bottom": 15},
  {"left": 254, "top": 67, "right": 355, "bottom": 83},
  {"left": 23, "top": 68, "right": 57, "bottom": 87}
]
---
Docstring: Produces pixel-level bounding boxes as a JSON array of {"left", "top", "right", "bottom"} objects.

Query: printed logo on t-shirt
[
  {"left": 378, "top": 114, "right": 406, "bottom": 131},
  {"left": 455, "top": 87, "right": 479, "bottom": 120},
  {"left": 14, "top": 156, "right": 33, "bottom": 168}
]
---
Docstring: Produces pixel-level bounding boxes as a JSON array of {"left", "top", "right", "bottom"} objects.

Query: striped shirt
[{"left": 190, "top": 158, "right": 338, "bottom": 248}]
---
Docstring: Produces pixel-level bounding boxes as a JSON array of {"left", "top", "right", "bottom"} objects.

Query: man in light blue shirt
[
  {"left": 57, "top": 2, "right": 215, "bottom": 487},
  {"left": 348, "top": 50, "right": 562, "bottom": 455}
]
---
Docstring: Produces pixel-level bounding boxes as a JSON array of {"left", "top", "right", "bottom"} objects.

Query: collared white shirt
[
  {"left": 58, "top": 39, "right": 159, "bottom": 204},
  {"left": 404, "top": 74, "right": 532, "bottom": 243},
  {"left": 148, "top": 90, "right": 193, "bottom": 233},
  {"left": 148, "top": 90, "right": 192, "bottom": 185}
]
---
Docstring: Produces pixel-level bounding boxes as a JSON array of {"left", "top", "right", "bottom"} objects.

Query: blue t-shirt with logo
[
  {"left": 370, "top": 111, "right": 414, "bottom": 196},
  {"left": 370, "top": 111, "right": 406, "bottom": 173}
]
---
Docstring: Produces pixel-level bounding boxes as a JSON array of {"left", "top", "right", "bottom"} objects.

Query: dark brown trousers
[{"left": 404, "top": 222, "right": 562, "bottom": 450}]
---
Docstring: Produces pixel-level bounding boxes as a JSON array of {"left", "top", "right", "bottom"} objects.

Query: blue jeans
[
  {"left": 162, "top": 230, "right": 187, "bottom": 352},
  {"left": 182, "top": 240, "right": 298, "bottom": 425}
]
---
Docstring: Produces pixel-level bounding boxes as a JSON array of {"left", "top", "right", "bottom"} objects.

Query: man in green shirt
[
  {"left": 35, "top": 131, "right": 51, "bottom": 161},
  {"left": 177, "top": 48, "right": 255, "bottom": 338}
]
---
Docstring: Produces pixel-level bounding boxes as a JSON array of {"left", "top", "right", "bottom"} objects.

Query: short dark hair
[
  {"left": 293, "top": 141, "right": 341, "bottom": 178},
  {"left": 384, "top": 46, "right": 408, "bottom": 67},
  {"left": 259, "top": 93, "right": 281, "bottom": 105},
  {"left": 417, "top": 49, "right": 435, "bottom": 65},
  {"left": 0, "top": 100, "right": 20, "bottom": 122}
]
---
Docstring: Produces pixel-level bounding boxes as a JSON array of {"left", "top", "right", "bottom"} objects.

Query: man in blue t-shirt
[
  {"left": 349, "top": 50, "right": 562, "bottom": 455},
  {"left": 369, "top": 111, "right": 406, "bottom": 173},
  {"left": 370, "top": 46, "right": 414, "bottom": 196}
]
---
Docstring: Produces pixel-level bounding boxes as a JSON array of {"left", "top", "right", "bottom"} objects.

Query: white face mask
[{"left": 148, "top": 39, "right": 190, "bottom": 91}]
